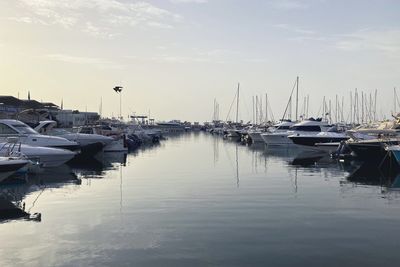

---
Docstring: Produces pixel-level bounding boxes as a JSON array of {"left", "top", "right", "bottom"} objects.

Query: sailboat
[{"left": 226, "top": 83, "right": 243, "bottom": 138}]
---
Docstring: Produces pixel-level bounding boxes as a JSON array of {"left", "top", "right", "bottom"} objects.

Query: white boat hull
[
  {"left": 261, "top": 133, "right": 293, "bottom": 145},
  {"left": 0, "top": 144, "right": 76, "bottom": 168}
]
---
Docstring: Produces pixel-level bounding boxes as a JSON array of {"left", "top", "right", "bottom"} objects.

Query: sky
[{"left": 1, "top": 0, "right": 399, "bottom": 122}]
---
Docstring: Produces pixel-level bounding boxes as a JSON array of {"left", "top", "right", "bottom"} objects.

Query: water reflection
[
  {"left": 0, "top": 197, "right": 29, "bottom": 222},
  {"left": 239, "top": 139, "right": 400, "bottom": 197},
  {"left": 0, "top": 151, "right": 130, "bottom": 224},
  {"left": 343, "top": 162, "right": 400, "bottom": 196},
  {"left": 2, "top": 133, "right": 400, "bottom": 267},
  {"left": 68, "top": 152, "right": 127, "bottom": 179}
]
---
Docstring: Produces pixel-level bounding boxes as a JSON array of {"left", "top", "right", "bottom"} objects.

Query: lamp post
[{"left": 113, "top": 86, "right": 123, "bottom": 120}]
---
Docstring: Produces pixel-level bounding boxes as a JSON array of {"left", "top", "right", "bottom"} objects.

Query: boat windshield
[
  {"left": 12, "top": 124, "right": 39, "bottom": 134},
  {"left": 290, "top": 125, "right": 321, "bottom": 132}
]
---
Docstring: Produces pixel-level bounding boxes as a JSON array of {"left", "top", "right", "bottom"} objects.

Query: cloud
[
  {"left": 170, "top": 0, "right": 208, "bottom": 3},
  {"left": 147, "top": 21, "right": 174, "bottom": 29},
  {"left": 45, "top": 54, "right": 124, "bottom": 69},
  {"left": 273, "top": 24, "right": 315, "bottom": 35},
  {"left": 335, "top": 29, "right": 400, "bottom": 57},
  {"left": 131, "top": 47, "right": 243, "bottom": 64},
  {"left": 13, "top": 0, "right": 183, "bottom": 37}
]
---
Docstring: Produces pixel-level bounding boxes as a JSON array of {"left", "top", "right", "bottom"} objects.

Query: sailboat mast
[
  {"left": 236, "top": 83, "right": 240, "bottom": 123},
  {"left": 252, "top": 96, "right": 255, "bottom": 124},
  {"left": 265, "top": 93, "right": 268, "bottom": 123},
  {"left": 296, "top": 76, "right": 299, "bottom": 121},
  {"left": 256, "top": 95, "right": 259, "bottom": 125},
  {"left": 335, "top": 95, "right": 338, "bottom": 123},
  {"left": 394, "top": 87, "right": 397, "bottom": 115},
  {"left": 374, "top": 89, "right": 377, "bottom": 121}
]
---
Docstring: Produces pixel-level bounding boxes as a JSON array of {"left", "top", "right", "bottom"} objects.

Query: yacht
[
  {"left": 248, "top": 126, "right": 269, "bottom": 143},
  {"left": 261, "top": 118, "right": 330, "bottom": 146},
  {"left": 352, "top": 117, "right": 400, "bottom": 138},
  {"left": 0, "top": 142, "right": 76, "bottom": 168},
  {"left": 127, "top": 120, "right": 162, "bottom": 143},
  {"left": 156, "top": 121, "right": 185, "bottom": 133},
  {"left": 288, "top": 125, "right": 350, "bottom": 152},
  {"left": 34, "top": 120, "right": 113, "bottom": 155},
  {"left": 77, "top": 125, "right": 128, "bottom": 152},
  {"left": 0, "top": 156, "right": 30, "bottom": 183},
  {"left": 0, "top": 120, "right": 79, "bottom": 150},
  {"left": 260, "top": 120, "right": 295, "bottom": 145},
  {"left": 346, "top": 138, "right": 399, "bottom": 163},
  {"left": 225, "top": 123, "right": 247, "bottom": 138}
]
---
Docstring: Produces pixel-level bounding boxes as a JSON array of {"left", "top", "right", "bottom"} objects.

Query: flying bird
[{"left": 113, "top": 86, "right": 123, "bottom": 93}]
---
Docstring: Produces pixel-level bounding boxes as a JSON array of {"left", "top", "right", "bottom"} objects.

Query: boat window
[
  {"left": 290, "top": 125, "right": 321, "bottom": 132},
  {"left": 0, "top": 123, "right": 18, "bottom": 134},
  {"left": 12, "top": 124, "right": 39, "bottom": 134}
]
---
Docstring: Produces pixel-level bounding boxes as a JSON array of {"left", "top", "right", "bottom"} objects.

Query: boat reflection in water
[
  {"left": 0, "top": 164, "right": 83, "bottom": 223},
  {"left": 0, "top": 196, "right": 30, "bottom": 222},
  {"left": 0, "top": 151, "right": 129, "bottom": 223},
  {"left": 343, "top": 162, "right": 400, "bottom": 195},
  {"left": 67, "top": 151, "right": 127, "bottom": 179}
]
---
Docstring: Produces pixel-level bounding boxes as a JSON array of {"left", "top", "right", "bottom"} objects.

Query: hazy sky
[{"left": 1, "top": 0, "right": 399, "bottom": 122}]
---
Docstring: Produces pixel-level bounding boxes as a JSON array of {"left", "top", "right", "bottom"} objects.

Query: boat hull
[
  {"left": 261, "top": 133, "right": 293, "bottom": 146},
  {"left": 348, "top": 142, "right": 395, "bottom": 163},
  {"left": 289, "top": 136, "right": 349, "bottom": 147},
  {"left": 248, "top": 132, "right": 264, "bottom": 143}
]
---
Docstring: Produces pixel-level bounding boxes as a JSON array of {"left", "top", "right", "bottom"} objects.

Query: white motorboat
[
  {"left": 288, "top": 126, "right": 350, "bottom": 152},
  {"left": 261, "top": 119, "right": 330, "bottom": 146},
  {"left": 0, "top": 157, "right": 30, "bottom": 183},
  {"left": 0, "top": 120, "right": 79, "bottom": 150},
  {"left": 77, "top": 125, "right": 128, "bottom": 152},
  {"left": 0, "top": 142, "right": 76, "bottom": 168},
  {"left": 248, "top": 126, "right": 269, "bottom": 143},
  {"left": 260, "top": 120, "right": 295, "bottom": 145},
  {"left": 127, "top": 121, "right": 161, "bottom": 143},
  {"left": 34, "top": 121, "right": 113, "bottom": 155}
]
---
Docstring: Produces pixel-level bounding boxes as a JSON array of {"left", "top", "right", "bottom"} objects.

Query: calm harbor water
[{"left": 2, "top": 132, "right": 400, "bottom": 267}]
